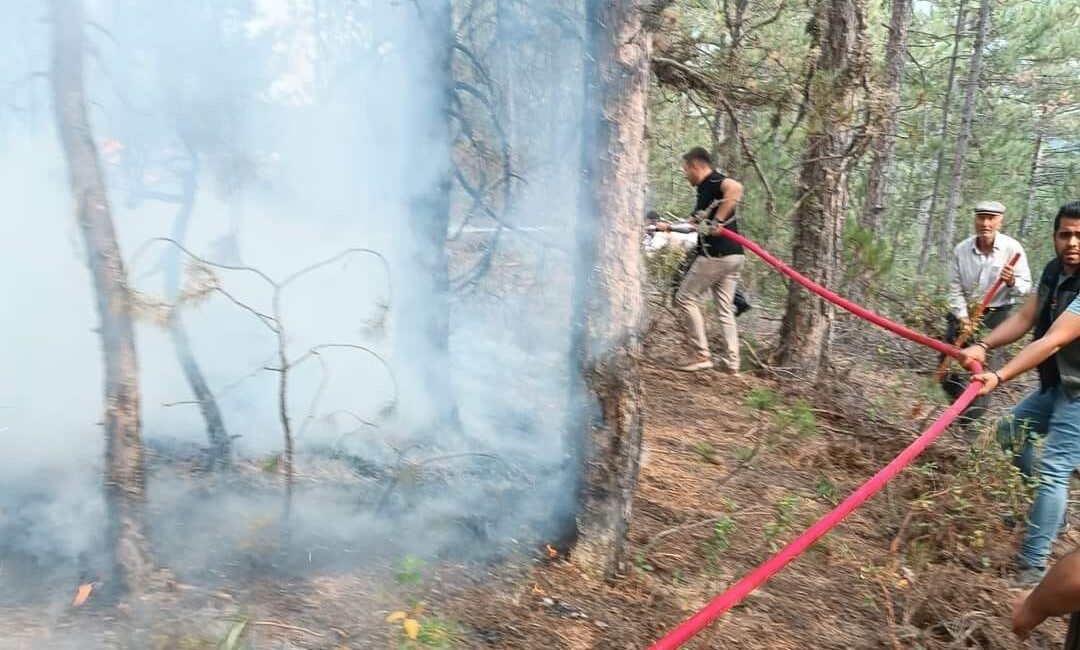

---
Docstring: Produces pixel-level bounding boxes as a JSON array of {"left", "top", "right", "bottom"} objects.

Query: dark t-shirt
[{"left": 694, "top": 171, "right": 743, "bottom": 257}]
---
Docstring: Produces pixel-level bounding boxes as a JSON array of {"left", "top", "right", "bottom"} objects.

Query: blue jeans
[{"left": 997, "top": 386, "right": 1080, "bottom": 568}]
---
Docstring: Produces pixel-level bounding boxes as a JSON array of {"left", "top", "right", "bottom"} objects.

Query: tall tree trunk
[
  {"left": 1019, "top": 112, "right": 1045, "bottom": 239},
  {"left": 49, "top": 0, "right": 153, "bottom": 595},
  {"left": 163, "top": 148, "right": 231, "bottom": 471},
  {"left": 400, "top": 0, "right": 460, "bottom": 435},
  {"left": 917, "top": 0, "right": 966, "bottom": 274},
  {"left": 566, "top": 0, "right": 649, "bottom": 578},
  {"left": 938, "top": 0, "right": 990, "bottom": 261},
  {"left": 859, "top": 0, "right": 912, "bottom": 232},
  {"left": 773, "top": 0, "right": 869, "bottom": 376}
]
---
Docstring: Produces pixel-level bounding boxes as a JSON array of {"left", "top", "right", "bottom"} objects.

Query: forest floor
[{"left": 2, "top": 302, "right": 1077, "bottom": 649}]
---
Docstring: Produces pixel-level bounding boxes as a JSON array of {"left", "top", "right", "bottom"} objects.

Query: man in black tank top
[{"left": 655, "top": 148, "right": 746, "bottom": 372}]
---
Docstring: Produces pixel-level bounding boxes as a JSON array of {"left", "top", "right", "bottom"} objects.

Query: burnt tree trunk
[
  {"left": 859, "top": 0, "right": 912, "bottom": 232},
  {"left": 566, "top": 0, "right": 649, "bottom": 578},
  {"left": 773, "top": 0, "right": 869, "bottom": 376},
  {"left": 49, "top": 0, "right": 153, "bottom": 595},
  {"left": 163, "top": 148, "right": 231, "bottom": 471},
  {"left": 938, "top": 0, "right": 991, "bottom": 261},
  {"left": 916, "top": 0, "right": 966, "bottom": 274}
]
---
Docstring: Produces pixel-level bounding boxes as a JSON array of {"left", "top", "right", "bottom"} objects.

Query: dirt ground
[{"left": 2, "top": 306, "right": 1077, "bottom": 649}]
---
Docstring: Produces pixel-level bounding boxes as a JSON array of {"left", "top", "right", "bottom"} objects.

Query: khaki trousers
[{"left": 674, "top": 254, "right": 744, "bottom": 371}]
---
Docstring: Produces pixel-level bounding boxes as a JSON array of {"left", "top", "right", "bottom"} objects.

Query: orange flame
[
  {"left": 531, "top": 584, "right": 546, "bottom": 596},
  {"left": 73, "top": 583, "right": 93, "bottom": 607},
  {"left": 545, "top": 544, "right": 559, "bottom": 559}
]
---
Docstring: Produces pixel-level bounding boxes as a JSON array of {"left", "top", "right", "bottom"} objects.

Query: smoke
[{"left": 0, "top": 0, "right": 585, "bottom": 604}]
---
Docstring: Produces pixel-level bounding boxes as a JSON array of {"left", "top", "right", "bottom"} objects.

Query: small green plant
[
  {"left": 259, "top": 454, "right": 281, "bottom": 474},
  {"left": 692, "top": 441, "right": 718, "bottom": 464},
  {"left": 733, "top": 445, "right": 757, "bottom": 464},
  {"left": 747, "top": 387, "right": 780, "bottom": 411},
  {"left": 707, "top": 515, "right": 736, "bottom": 553},
  {"left": 814, "top": 474, "right": 839, "bottom": 504},
  {"left": 703, "top": 514, "right": 737, "bottom": 572},
  {"left": 397, "top": 555, "right": 427, "bottom": 587},
  {"left": 785, "top": 400, "right": 818, "bottom": 439},
  {"left": 412, "top": 617, "right": 464, "bottom": 648},
  {"left": 764, "top": 494, "right": 801, "bottom": 551},
  {"left": 633, "top": 552, "right": 655, "bottom": 575}
]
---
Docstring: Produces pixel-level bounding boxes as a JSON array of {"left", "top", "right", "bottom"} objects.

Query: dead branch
[
  {"left": 130, "top": 237, "right": 395, "bottom": 512},
  {"left": 251, "top": 621, "right": 323, "bottom": 637},
  {"left": 641, "top": 506, "right": 772, "bottom": 556}
]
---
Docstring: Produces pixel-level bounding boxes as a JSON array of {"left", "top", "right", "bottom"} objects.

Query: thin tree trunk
[
  {"left": 938, "top": 0, "right": 991, "bottom": 261},
  {"left": 49, "top": 0, "right": 153, "bottom": 595},
  {"left": 774, "top": 0, "right": 869, "bottom": 376},
  {"left": 1019, "top": 114, "right": 1045, "bottom": 239},
  {"left": 917, "top": 0, "right": 966, "bottom": 274},
  {"left": 859, "top": 0, "right": 912, "bottom": 232},
  {"left": 566, "top": 0, "right": 649, "bottom": 578},
  {"left": 163, "top": 149, "right": 231, "bottom": 471}
]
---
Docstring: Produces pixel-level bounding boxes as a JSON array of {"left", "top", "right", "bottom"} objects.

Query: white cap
[{"left": 973, "top": 200, "right": 1006, "bottom": 215}]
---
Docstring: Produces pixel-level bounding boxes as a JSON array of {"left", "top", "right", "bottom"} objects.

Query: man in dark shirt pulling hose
[{"left": 655, "top": 147, "right": 745, "bottom": 373}]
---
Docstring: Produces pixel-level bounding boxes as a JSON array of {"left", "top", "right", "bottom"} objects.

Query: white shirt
[
  {"left": 644, "top": 231, "right": 697, "bottom": 256},
  {"left": 948, "top": 232, "right": 1032, "bottom": 319}
]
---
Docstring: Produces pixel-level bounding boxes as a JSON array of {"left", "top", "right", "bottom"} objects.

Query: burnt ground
[{"left": 2, "top": 304, "right": 1077, "bottom": 649}]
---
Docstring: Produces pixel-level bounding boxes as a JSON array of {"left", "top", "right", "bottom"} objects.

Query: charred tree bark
[
  {"left": 917, "top": 0, "right": 966, "bottom": 274},
  {"left": 938, "top": 0, "right": 990, "bottom": 261},
  {"left": 163, "top": 149, "right": 231, "bottom": 471},
  {"left": 565, "top": 0, "right": 649, "bottom": 578},
  {"left": 773, "top": 0, "right": 869, "bottom": 376},
  {"left": 859, "top": 0, "right": 912, "bottom": 232},
  {"left": 49, "top": 0, "right": 153, "bottom": 595}
]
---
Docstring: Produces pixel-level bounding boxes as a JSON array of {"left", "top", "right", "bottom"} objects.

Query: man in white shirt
[{"left": 942, "top": 200, "right": 1032, "bottom": 427}]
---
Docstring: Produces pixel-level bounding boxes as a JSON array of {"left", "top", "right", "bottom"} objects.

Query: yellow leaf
[
  {"left": 403, "top": 618, "right": 420, "bottom": 640},
  {"left": 385, "top": 611, "right": 408, "bottom": 623}
]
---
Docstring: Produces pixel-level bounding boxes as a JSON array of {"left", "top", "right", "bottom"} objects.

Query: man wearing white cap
[{"left": 941, "top": 200, "right": 1032, "bottom": 427}]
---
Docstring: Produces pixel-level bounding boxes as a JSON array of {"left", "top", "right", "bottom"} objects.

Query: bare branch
[{"left": 290, "top": 343, "right": 399, "bottom": 409}]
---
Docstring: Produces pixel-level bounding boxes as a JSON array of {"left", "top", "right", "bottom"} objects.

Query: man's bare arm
[
  {"left": 710, "top": 178, "right": 742, "bottom": 233},
  {"left": 981, "top": 294, "right": 1039, "bottom": 349},
  {"left": 958, "top": 294, "right": 1039, "bottom": 367}
]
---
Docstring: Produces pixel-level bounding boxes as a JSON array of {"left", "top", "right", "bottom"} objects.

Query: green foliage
[
  {"left": 703, "top": 514, "right": 737, "bottom": 570},
  {"left": 777, "top": 399, "right": 818, "bottom": 440},
  {"left": 814, "top": 474, "right": 840, "bottom": 505},
  {"left": 904, "top": 429, "right": 1032, "bottom": 571},
  {"left": 691, "top": 441, "right": 718, "bottom": 464},
  {"left": 397, "top": 555, "right": 427, "bottom": 587},
  {"left": 707, "top": 515, "right": 737, "bottom": 553},
  {"left": 746, "top": 387, "right": 780, "bottom": 411},
  {"left": 764, "top": 494, "right": 801, "bottom": 552},
  {"left": 649, "top": 0, "right": 1080, "bottom": 301},
  {"left": 645, "top": 243, "right": 686, "bottom": 291}
]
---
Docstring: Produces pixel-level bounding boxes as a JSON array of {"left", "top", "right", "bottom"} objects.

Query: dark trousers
[{"left": 941, "top": 306, "right": 1012, "bottom": 426}]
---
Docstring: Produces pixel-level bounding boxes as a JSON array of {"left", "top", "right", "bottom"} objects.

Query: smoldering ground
[{"left": 0, "top": 0, "right": 585, "bottom": 608}]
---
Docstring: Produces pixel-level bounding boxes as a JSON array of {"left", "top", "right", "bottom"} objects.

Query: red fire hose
[{"left": 648, "top": 228, "right": 986, "bottom": 649}]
